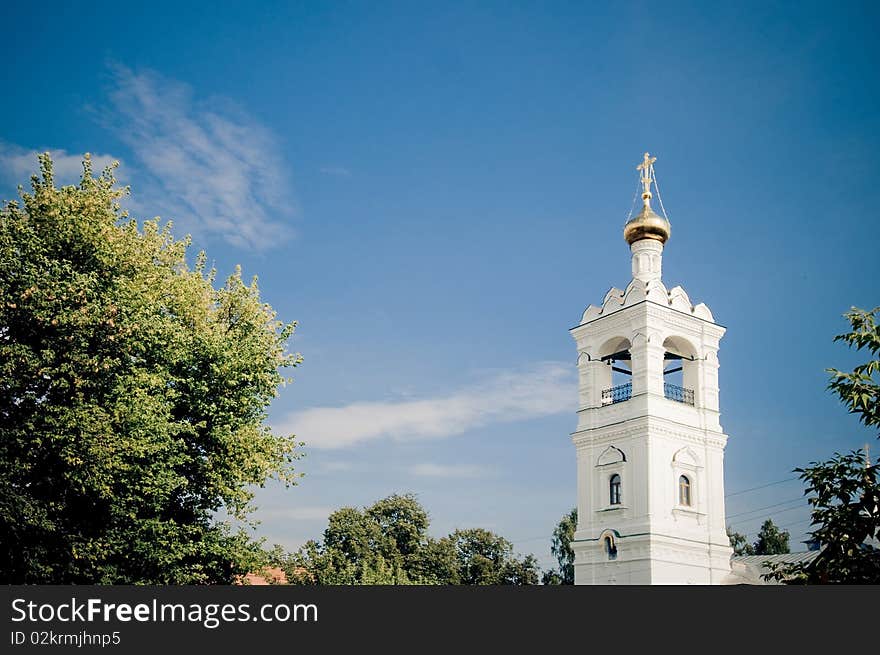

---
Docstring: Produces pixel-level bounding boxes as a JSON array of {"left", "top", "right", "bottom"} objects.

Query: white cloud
[
  {"left": 102, "top": 64, "right": 295, "bottom": 250},
  {"left": 0, "top": 143, "right": 121, "bottom": 187},
  {"left": 409, "top": 463, "right": 494, "bottom": 479},
  {"left": 276, "top": 361, "right": 575, "bottom": 449},
  {"left": 2, "top": 65, "right": 295, "bottom": 251}
]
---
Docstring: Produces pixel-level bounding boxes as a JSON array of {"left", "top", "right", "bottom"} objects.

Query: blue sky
[{"left": 2, "top": 1, "right": 878, "bottom": 569}]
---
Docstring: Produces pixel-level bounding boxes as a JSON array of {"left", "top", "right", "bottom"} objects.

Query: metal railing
[
  {"left": 601, "top": 382, "right": 632, "bottom": 405},
  {"left": 664, "top": 382, "right": 694, "bottom": 405}
]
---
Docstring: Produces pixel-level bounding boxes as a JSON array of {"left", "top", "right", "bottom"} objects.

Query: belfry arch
[
  {"left": 662, "top": 335, "right": 698, "bottom": 405},
  {"left": 598, "top": 336, "right": 632, "bottom": 405}
]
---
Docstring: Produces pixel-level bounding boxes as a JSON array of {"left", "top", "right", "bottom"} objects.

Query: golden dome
[
  {"left": 624, "top": 151, "right": 671, "bottom": 245},
  {"left": 623, "top": 203, "right": 671, "bottom": 245}
]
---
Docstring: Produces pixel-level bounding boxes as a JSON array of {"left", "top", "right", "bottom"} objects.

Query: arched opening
[
  {"left": 599, "top": 337, "right": 632, "bottom": 405},
  {"left": 604, "top": 534, "right": 618, "bottom": 560},
  {"left": 678, "top": 475, "right": 691, "bottom": 506},
  {"left": 609, "top": 474, "right": 622, "bottom": 505},
  {"left": 662, "top": 336, "right": 697, "bottom": 405}
]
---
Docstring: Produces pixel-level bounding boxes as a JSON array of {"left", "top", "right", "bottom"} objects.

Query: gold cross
[{"left": 636, "top": 152, "right": 656, "bottom": 200}]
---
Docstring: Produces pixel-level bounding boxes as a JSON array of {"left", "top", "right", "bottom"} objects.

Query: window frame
[
  {"left": 671, "top": 447, "right": 703, "bottom": 518},
  {"left": 595, "top": 447, "right": 627, "bottom": 512},
  {"left": 678, "top": 474, "right": 691, "bottom": 507},
  {"left": 609, "top": 473, "right": 622, "bottom": 506}
]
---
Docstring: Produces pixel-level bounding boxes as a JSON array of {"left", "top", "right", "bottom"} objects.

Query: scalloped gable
[
  {"left": 578, "top": 278, "right": 716, "bottom": 325},
  {"left": 596, "top": 445, "right": 626, "bottom": 466},
  {"left": 692, "top": 303, "right": 714, "bottom": 321},
  {"left": 672, "top": 446, "right": 701, "bottom": 467}
]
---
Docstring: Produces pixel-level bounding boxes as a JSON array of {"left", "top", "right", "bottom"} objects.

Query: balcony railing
[
  {"left": 664, "top": 382, "right": 694, "bottom": 405},
  {"left": 601, "top": 382, "right": 632, "bottom": 405}
]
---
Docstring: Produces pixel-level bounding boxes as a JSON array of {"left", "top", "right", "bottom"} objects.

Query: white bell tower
[{"left": 570, "top": 153, "right": 733, "bottom": 584}]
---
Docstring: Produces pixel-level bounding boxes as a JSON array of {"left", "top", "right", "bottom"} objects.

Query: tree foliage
[
  {"left": 0, "top": 154, "right": 301, "bottom": 583},
  {"left": 827, "top": 307, "right": 880, "bottom": 435},
  {"left": 764, "top": 452, "right": 879, "bottom": 584},
  {"left": 448, "top": 528, "right": 539, "bottom": 585},
  {"left": 286, "top": 494, "right": 539, "bottom": 585},
  {"left": 727, "top": 520, "right": 790, "bottom": 556},
  {"left": 543, "top": 507, "right": 576, "bottom": 584},
  {"left": 727, "top": 527, "right": 755, "bottom": 556},
  {"left": 765, "top": 307, "right": 880, "bottom": 584},
  {"left": 753, "top": 519, "right": 790, "bottom": 555}
]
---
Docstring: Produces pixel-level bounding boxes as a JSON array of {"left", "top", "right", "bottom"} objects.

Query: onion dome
[{"left": 623, "top": 152, "right": 671, "bottom": 245}]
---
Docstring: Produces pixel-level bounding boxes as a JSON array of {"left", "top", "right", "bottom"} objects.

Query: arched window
[
  {"left": 678, "top": 475, "right": 691, "bottom": 506},
  {"left": 604, "top": 535, "right": 618, "bottom": 560},
  {"left": 662, "top": 336, "right": 697, "bottom": 406},
  {"left": 599, "top": 337, "right": 633, "bottom": 405},
  {"left": 609, "top": 474, "right": 621, "bottom": 505}
]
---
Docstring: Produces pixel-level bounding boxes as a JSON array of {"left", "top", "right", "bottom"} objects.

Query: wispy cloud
[
  {"left": 101, "top": 64, "right": 295, "bottom": 250},
  {"left": 318, "top": 166, "right": 351, "bottom": 177},
  {"left": 409, "top": 463, "right": 494, "bottom": 479},
  {"left": 276, "top": 362, "right": 575, "bottom": 449},
  {"left": 2, "top": 66, "right": 295, "bottom": 251},
  {"left": 0, "top": 143, "right": 121, "bottom": 187}
]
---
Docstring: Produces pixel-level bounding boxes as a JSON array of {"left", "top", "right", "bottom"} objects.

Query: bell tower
[{"left": 570, "top": 153, "right": 733, "bottom": 584}]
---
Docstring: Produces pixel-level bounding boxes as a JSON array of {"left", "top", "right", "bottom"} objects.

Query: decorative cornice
[
  {"left": 572, "top": 414, "right": 728, "bottom": 449},
  {"left": 574, "top": 276, "right": 718, "bottom": 330}
]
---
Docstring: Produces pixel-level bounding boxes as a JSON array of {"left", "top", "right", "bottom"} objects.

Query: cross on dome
[
  {"left": 636, "top": 152, "right": 657, "bottom": 204},
  {"left": 623, "top": 151, "right": 670, "bottom": 246}
]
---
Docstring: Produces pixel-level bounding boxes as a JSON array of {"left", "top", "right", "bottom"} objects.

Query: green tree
[
  {"left": 827, "top": 307, "right": 880, "bottom": 433},
  {"left": 764, "top": 452, "right": 879, "bottom": 583},
  {"left": 543, "top": 507, "right": 577, "bottom": 584},
  {"left": 323, "top": 506, "right": 385, "bottom": 566},
  {"left": 541, "top": 570, "right": 563, "bottom": 585},
  {"left": 365, "top": 493, "right": 430, "bottom": 562},
  {"left": 753, "top": 519, "right": 790, "bottom": 555},
  {"left": 765, "top": 307, "right": 880, "bottom": 584},
  {"left": 448, "top": 528, "right": 539, "bottom": 585},
  {"left": 290, "top": 494, "right": 431, "bottom": 585},
  {"left": 409, "top": 536, "right": 460, "bottom": 584},
  {"left": 727, "top": 527, "right": 755, "bottom": 556},
  {"left": 288, "top": 494, "right": 538, "bottom": 585},
  {"left": 501, "top": 552, "right": 541, "bottom": 585},
  {"left": 0, "top": 154, "right": 301, "bottom": 583}
]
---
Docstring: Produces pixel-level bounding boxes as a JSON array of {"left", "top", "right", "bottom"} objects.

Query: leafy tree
[
  {"left": 409, "top": 536, "right": 460, "bottom": 584},
  {"left": 501, "top": 552, "right": 541, "bottom": 585},
  {"left": 764, "top": 452, "right": 879, "bottom": 583},
  {"left": 753, "top": 519, "right": 790, "bottom": 555},
  {"left": 541, "top": 570, "right": 564, "bottom": 585},
  {"left": 449, "top": 528, "right": 539, "bottom": 585},
  {"left": 285, "top": 538, "right": 417, "bottom": 585},
  {"left": 727, "top": 527, "right": 755, "bottom": 556},
  {"left": 287, "top": 494, "right": 538, "bottom": 585},
  {"left": 324, "top": 506, "right": 385, "bottom": 566},
  {"left": 0, "top": 154, "right": 301, "bottom": 583},
  {"left": 543, "top": 507, "right": 577, "bottom": 584},
  {"left": 357, "top": 554, "right": 417, "bottom": 585},
  {"left": 765, "top": 307, "right": 880, "bottom": 584},
  {"left": 827, "top": 307, "right": 880, "bottom": 434},
  {"left": 288, "top": 494, "right": 430, "bottom": 584},
  {"left": 365, "top": 493, "right": 430, "bottom": 561}
]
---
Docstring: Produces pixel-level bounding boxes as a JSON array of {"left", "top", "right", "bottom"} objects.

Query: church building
[{"left": 569, "top": 153, "right": 735, "bottom": 584}]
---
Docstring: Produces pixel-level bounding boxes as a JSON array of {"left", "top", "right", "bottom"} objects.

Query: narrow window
[
  {"left": 609, "top": 474, "right": 621, "bottom": 505},
  {"left": 679, "top": 475, "right": 691, "bottom": 506},
  {"left": 604, "top": 535, "right": 618, "bottom": 560}
]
